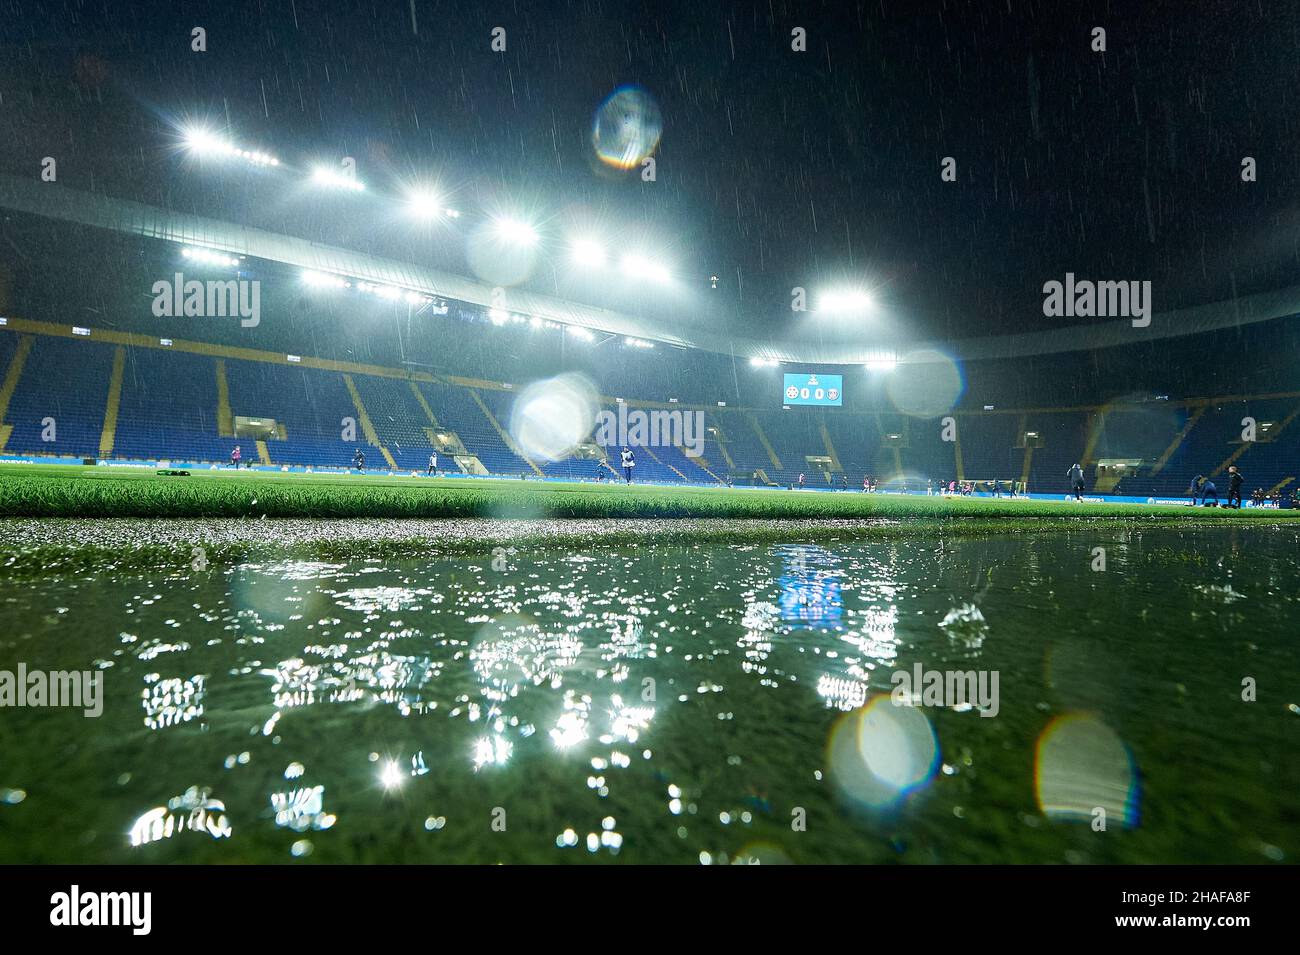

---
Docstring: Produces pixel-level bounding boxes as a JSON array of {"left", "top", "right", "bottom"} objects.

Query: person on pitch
[{"left": 1067, "top": 462, "right": 1085, "bottom": 502}]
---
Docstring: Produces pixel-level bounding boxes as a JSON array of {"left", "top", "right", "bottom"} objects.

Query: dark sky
[{"left": 3, "top": 0, "right": 1299, "bottom": 345}]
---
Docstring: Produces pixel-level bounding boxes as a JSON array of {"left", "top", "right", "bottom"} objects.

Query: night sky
[{"left": 2, "top": 0, "right": 1298, "bottom": 346}]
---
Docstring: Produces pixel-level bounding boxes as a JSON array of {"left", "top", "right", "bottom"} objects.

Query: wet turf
[{"left": 2, "top": 463, "right": 1297, "bottom": 523}]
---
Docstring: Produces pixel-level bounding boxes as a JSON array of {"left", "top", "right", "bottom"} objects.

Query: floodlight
[
  {"left": 493, "top": 217, "right": 539, "bottom": 245},
  {"left": 406, "top": 189, "right": 444, "bottom": 219},
  {"left": 569, "top": 239, "right": 607, "bottom": 268},
  {"left": 311, "top": 166, "right": 365, "bottom": 191},
  {"left": 819, "top": 289, "right": 875, "bottom": 314},
  {"left": 182, "top": 126, "right": 225, "bottom": 155},
  {"left": 181, "top": 247, "right": 241, "bottom": 269},
  {"left": 301, "top": 270, "right": 347, "bottom": 289}
]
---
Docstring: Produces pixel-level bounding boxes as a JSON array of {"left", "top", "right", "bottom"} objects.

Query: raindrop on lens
[{"left": 592, "top": 86, "right": 663, "bottom": 170}]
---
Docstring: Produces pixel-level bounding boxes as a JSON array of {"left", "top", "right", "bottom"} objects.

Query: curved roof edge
[{"left": 3, "top": 176, "right": 1296, "bottom": 365}]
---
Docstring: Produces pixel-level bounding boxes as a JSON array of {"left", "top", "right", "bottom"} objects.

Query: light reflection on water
[{"left": 0, "top": 528, "right": 1297, "bottom": 864}]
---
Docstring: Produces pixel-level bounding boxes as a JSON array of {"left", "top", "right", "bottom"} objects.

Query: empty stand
[{"left": 0, "top": 325, "right": 1296, "bottom": 495}]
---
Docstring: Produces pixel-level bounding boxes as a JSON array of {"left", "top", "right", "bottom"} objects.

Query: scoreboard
[{"left": 782, "top": 373, "right": 843, "bottom": 407}]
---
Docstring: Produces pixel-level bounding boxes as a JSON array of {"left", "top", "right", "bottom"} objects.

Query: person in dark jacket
[
  {"left": 1192, "top": 474, "right": 1218, "bottom": 506},
  {"left": 1067, "top": 463, "right": 1085, "bottom": 502},
  {"left": 1226, "top": 466, "right": 1244, "bottom": 508}
]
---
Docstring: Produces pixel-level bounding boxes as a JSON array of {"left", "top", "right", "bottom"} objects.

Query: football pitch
[{"left": 0, "top": 462, "right": 1294, "bottom": 523}]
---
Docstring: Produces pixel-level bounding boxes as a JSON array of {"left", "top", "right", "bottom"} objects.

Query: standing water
[{"left": 0, "top": 522, "right": 1295, "bottom": 864}]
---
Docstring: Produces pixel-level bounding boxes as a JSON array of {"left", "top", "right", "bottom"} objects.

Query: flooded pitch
[{"left": 0, "top": 520, "right": 1296, "bottom": 863}]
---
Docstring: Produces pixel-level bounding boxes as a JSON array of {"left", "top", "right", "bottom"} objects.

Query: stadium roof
[{"left": 3, "top": 174, "right": 1298, "bottom": 367}]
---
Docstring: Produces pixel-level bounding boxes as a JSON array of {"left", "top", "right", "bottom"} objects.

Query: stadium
[
  {"left": 0, "top": 0, "right": 1295, "bottom": 915},
  {"left": 3, "top": 212, "right": 1299, "bottom": 512}
]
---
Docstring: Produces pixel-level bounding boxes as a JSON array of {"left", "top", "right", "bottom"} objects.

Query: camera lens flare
[
  {"left": 1035, "top": 713, "right": 1140, "bottom": 829},
  {"left": 885, "top": 349, "right": 965, "bottom": 418},
  {"left": 591, "top": 86, "right": 663, "bottom": 170},
  {"left": 508, "top": 373, "right": 599, "bottom": 462},
  {"left": 828, "top": 696, "right": 939, "bottom": 810},
  {"left": 466, "top": 219, "right": 540, "bottom": 286}
]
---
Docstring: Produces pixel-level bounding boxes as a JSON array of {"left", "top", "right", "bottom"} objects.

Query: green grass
[{"left": 1, "top": 462, "right": 1296, "bottom": 523}]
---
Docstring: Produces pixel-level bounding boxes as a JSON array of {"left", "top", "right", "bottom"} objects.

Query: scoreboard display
[{"left": 782, "top": 373, "right": 843, "bottom": 407}]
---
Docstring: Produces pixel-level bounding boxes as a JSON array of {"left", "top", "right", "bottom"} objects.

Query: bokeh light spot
[
  {"left": 829, "top": 695, "right": 939, "bottom": 810},
  {"left": 886, "top": 349, "right": 964, "bottom": 418},
  {"left": 592, "top": 86, "right": 663, "bottom": 170},
  {"left": 509, "top": 373, "right": 599, "bottom": 463},
  {"left": 1035, "top": 713, "right": 1140, "bottom": 829}
]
